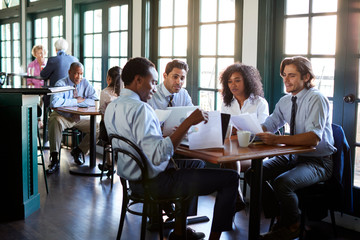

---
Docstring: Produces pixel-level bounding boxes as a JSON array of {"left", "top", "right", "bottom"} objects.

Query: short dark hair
[
  {"left": 220, "top": 62, "right": 264, "bottom": 107},
  {"left": 107, "top": 66, "right": 122, "bottom": 96},
  {"left": 280, "top": 56, "right": 315, "bottom": 89},
  {"left": 69, "top": 62, "right": 84, "bottom": 71},
  {"left": 165, "top": 59, "right": 189, "bottom": 75},
  {"left": 121, "top": 57, "right": 155, "bottom": 86}
]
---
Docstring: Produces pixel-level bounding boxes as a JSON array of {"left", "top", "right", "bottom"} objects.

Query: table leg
[
  {"left": 248, "top": 157, "right": 264, "bottom": 240},
  {"left": 69, "top": 115, "right": 102, "bottom": 176}
]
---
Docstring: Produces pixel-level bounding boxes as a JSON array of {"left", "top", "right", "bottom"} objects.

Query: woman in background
[
  {"left": 98, "top": 66, "right": 123, "bottom": 172},
  {"left": 220, "top": 62, "right": 269, "bottom": 210},
  {"left": 27, "top": 45, "right": 47, "bottom": 88}
]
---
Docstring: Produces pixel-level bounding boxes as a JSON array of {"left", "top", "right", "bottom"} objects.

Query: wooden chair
[
  {"left": 37, "top": 105, "right": 49, "bottom": 194},
  {"left": 109, "top": 134, "right": 189, "bottom": 240},
  {"left": 99, "top": 140, "right": 115, "bottom": 188}
]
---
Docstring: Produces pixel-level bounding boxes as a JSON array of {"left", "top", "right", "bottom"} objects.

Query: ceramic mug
[{"left": 237, "top": 130, "right": 255, "bottom": 147}]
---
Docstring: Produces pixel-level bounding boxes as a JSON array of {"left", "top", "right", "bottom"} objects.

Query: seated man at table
[
  {"left": 47, "top": 62, "right": 98, "bottom": 174},
  {"left": 105, "top": 57, "right": 239, "bottom": 240},
  {"left": 245, "top": 56, "right": 336, "bottom": 240},
  {"left": 148, "top": 59, "right": 193, "bottom": 110}
]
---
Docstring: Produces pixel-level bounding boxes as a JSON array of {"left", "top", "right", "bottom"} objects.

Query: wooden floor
[{"left": 0, "top": 147, "right": 360, "bottom": 240}]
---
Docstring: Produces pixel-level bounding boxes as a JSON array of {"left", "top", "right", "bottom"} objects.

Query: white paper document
[
  {"left": 231, "top": 113, "right": 264, "bottom": 134},
  {"left": 188, "top": 111, "right": 223, "bottom": 150},
  {"left": 154, "top": 109, "right": 172, "bottom": 124}
]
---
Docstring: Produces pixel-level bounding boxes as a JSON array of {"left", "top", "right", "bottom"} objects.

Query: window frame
[{"left": 0, "top": 18, "right": 21, "bottom": 73}]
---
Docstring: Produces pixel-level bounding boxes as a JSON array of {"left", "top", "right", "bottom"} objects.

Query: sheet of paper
[
  {"left": 231, "top": 113, "right": 264, "bottom": 134},
  {"left": 188, "top": 111, "right": 223, "bottom": 150},
  {"left": 154, "top": 109, "right": 172, "bottom": 124}
]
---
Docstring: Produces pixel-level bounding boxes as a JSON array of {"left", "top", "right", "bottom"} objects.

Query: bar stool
[{"left": 37, "top": 105, "right": 49, "bottom": 194}]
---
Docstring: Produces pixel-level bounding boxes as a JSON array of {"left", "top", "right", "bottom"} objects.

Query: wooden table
[
  {"left": 54, "top": 106, "right": 101, "bottom": 176},
  {"left": 176, "top": 136, "right": 315, "bottom": 240}
]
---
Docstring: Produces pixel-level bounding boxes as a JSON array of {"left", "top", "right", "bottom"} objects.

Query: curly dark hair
[{"left": 220, "top": 62, "right": 264, "bottom": 107}]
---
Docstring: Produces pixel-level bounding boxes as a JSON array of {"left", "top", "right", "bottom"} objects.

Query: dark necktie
[
  {"left": 73, "top": 84, "right": 78, "bottom": 98},
  {"left": 167, "top": 94, "right": 174, "bottom": 107},
  {"left": 290, "top": 96, "right": 297, "bottom": 135}
]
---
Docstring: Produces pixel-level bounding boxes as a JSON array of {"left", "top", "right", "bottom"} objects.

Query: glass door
[{"left": 273, "top": 0, "right": 360, "bottom": 216}]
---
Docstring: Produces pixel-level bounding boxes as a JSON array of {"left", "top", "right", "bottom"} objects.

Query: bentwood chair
[{"left": 109, "top": 134, "right": 189, "bottom": 240}]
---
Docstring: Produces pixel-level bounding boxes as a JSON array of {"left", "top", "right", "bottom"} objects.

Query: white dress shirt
[
  {"left": 148, "top": 83, "right": 193, "bottom": 110},
  {"left": 221, "top": 95, "right": 269, "bottom": 124},
  {"left": 104, "top": 88, "right": 174, "bottom": 181}
]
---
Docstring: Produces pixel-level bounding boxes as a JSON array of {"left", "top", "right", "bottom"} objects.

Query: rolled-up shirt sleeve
[{"left": 304, "top": 94, "right": 329, "bottom": 141}]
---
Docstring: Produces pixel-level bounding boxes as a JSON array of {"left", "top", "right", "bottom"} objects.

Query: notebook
[{"left": 163, "top": 106, "right": 199, "bottom": 136}]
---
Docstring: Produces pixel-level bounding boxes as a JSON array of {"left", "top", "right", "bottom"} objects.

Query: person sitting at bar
[
  {"left": 148, "top": 59, "right": 193, "bottom": 110},
  {"left": 47, "top": 62, "right": 98, "bottom": 174},
  {"left": 105, "top": 57, "right": 239, "bottom": 240},
  {"left": 245, "top": 56, "right": 336, "bottom": 240},
  {"left": 220, "top": 62, "right": 269, "bottom": 211}
]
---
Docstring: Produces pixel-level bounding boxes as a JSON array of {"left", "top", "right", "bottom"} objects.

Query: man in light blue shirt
[
  {"left": 148, "top": 59, "right": 193, "bottom": 110},
  {"left": 47, "top": 62, "right": 98, "bottom": 174},
  {"left": 105, "top": 57, "right": 239, "bottom": 240},
  {"left": 245, "top": 56, "right": 336, "bottom": 240}
]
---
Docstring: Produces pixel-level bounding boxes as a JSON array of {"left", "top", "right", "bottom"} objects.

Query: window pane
[
  {"left": 217, "top": 58, "right": 234, "bottom": 89},
  {"left": 174, "top": 0, "right": 188, "bottom": 26},
  {"left": 216, "top": 91, "right": 222, "bottom": 111},
  {"left": 199, "top": 90, "right": 215, "bottom": 111},
  {"left": 312, "top": 0, "right": 337, "bottom": 13},
  {"left": 13, "top": 40, "right": 20, "bottom": 57},
  {"left": 109, "top": 58, "right": 120, "bottom": 68},
  {"left": 200, "top": 0, "right": 217, "bottom": 23},
  {"left": 52, "top": 16, "right": 59, "bottom": 36},
  {"left": 93, "top": 34, "right": 102, "bottom": 57},
  {"left": 84, "top": 35, "right": 93, "bottom": 57},
  {"left": 285, "top": 17, "right": 308, "bottom": 54},
  {"left": 6, "top": 41, "right": 10, "bottom": 56},
  {"left": 35, "top": 19, "right": 42, "bottom": 38},
  {"left": 354, "top": 147, "right": 360, "bottom": 187},
  {"left": 311, "top": 58, "right": 335, "bottom": 97},
  {"left": 219, "top": 0, "right": 235, "bottom": 21},
  {"left": 159, "top": 28, "right": 173, "bottom": 56},
  {"left": 159, "top": 0, "right": 173, "bottom": 27},
  {"left": 109, "top": 6, "right": 120, "bottom": 31},
  {"left": 84, "top": 11, "right": 94, "bottom": 34},
  {"left": 42, "top": 18, "right": 48, "bottom": 37},
  {"left": 109, "top": 32, "right": 120, "bottom": 56},
  {"left": 120, "top": 58, "right": 127, "bottom": 68},
  {"left": 94, "top": 9, "right": 102, "bottom": 33},
  {"left": 311, "top": 16, "right": 337, "bottom": 55},
  {"left": 120, "top": 5, "right": 128, "bottom": 30},
  {"left": 218, "top": 23, "right": 234, "bottom": 55},
  {"left": 13, "top": 23, "right": 20, "bottom": 40},
  {"left": 93, "top": 58, "right": 102, "bottom": 80},
  {"left": 120, "top": 32, "right": 128, "bottom": 56},
  {"left": 173, "top": 27, "right": 187, "bottom": 56},
  {"left": 199, "top": 58, "right": 216, "bottom": 88},
  {"left": 1, "top": 42, "right": 5, "bottom": 57},
  {"left": 200, "top": 24, "right": 216, "bottom": 55},
  {"left": 84, "top": 58, "right": 93, "bottom": 80},
  {"left": 286, "top": 0, "right": 309, "bottom": 15}
]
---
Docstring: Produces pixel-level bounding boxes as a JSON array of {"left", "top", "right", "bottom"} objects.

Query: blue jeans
[{"left": 245, "top": 154, "right": 332, "bottom": 226}]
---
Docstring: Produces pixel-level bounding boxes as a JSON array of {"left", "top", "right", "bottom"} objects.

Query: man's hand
[
  {"left": 76, "top": 97, "right": 85, "bottom": 103},
  {"left": 187, "top": 109, "right": 208, "bottom": 126},
  {"left": 256, "top": 132, "right": 279, "bottom": 145}
]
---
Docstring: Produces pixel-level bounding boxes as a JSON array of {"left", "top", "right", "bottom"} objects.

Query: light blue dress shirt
[
  {"left": 147, "top": 83, "right": 193, "bottom": 110},
  {"left": 263, "top": 88, "right": 336, "bottom": 157},
  {"left": 50, "top": 76, "right": 98, "bottom": 118},
  {"left": 104, "top": 88, "right": 174, "bottom": 181}
]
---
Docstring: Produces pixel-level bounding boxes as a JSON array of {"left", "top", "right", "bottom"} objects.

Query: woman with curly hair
[{"left": 220, "top": 62, "right": 269, "bottom": 211}]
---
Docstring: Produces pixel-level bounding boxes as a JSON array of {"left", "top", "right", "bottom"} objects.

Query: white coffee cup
[
  {"left": 94, "top": 100, "right": 99, "bottom": 109},
  {"left": 237, "top": 130, "right": 255, "bottom": 147}
]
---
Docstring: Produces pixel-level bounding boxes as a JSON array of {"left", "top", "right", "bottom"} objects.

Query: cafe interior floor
[{"left": 0, "top": 146, "right": 359, "bottom": 240}]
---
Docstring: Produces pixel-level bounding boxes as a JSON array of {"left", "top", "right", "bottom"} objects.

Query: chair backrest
[
  {"left": 108, "top": 134, "right": 150, "bottom": 181},
  {"left": 329, "top": 123, "right": 353, "bottom": 213}
]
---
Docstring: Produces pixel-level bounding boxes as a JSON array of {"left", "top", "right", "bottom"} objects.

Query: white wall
[{"left": 242, "top": 0, "right": 258, "bottom": 67}]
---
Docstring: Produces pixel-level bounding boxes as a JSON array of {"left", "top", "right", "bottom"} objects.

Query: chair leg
[
  {"left": 117, "top": 178, "right": 129, "bottom": 240},
  {"left": 141, "top": 202, "right": 148, "bottom": 240},
  {"left": 38, "top": 127, "right": 49, "bottom": 194},
  {"left": 330, "top": 209, "right": 337, "bottom": 237},
  {"left": 111, "top": 147, "right": 114, "bottom": 188},
  {"left": 100, "top": 145, "right": 106, "bottom": 181},
  {"left": 299, "top": 210, "right": 306, "bottom": 240}
]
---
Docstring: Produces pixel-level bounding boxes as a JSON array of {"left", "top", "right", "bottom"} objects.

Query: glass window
[
  {"left": 0, "top": 0, "right": 19, "bottom": 9},
  {"left": 51, "top": 15, "right": 63, "bottom": 56},
  {"left": 0, "top": 22, "right": 20, "bottom": 75},
  {"left": 155, "top": 0, "right": 238, "bottom": 110}
]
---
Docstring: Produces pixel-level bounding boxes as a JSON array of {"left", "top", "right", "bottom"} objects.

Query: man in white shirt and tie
[{"left": 148, "top": 59, "right": 193, "bottom": 110}]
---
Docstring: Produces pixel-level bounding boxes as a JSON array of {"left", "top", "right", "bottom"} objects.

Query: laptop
[
  {"left": 163, "top": 106, "right": 199, "bottom": 136},
  {"left": 180, "top": 112, "right": 231, "bottom": 147}
]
